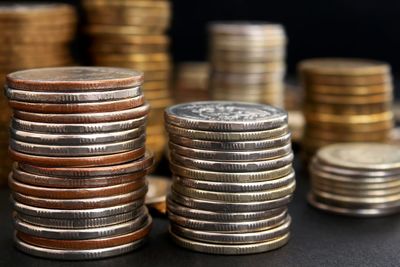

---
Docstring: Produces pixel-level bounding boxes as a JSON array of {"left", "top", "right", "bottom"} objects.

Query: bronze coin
[
  {"left": 9, "top": 95, "right": 144, "bottom": 113},
  {"left": 9, "top": 146, "right": 145, "bottom": 167},
  {"left": 16, "top": 218, "right": 152, "bottom": 250},
  {"left": 6, "top": 67, "right": 143, "bottom": 91}
]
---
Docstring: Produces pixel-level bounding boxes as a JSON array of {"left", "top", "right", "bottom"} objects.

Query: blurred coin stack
[
  {"left": 165, "top": 101, "right": 295, "bottom": 254},
  {"left": 308, "top": 143, "right": 400, "bottom": 217},
  {"left": 83, "top": 0, "right": 173, "bottom": 166},
  {"left": 299, "top": 58, "right": 394, "bottom": 159},
  {"left": 174, "top": 62, "right": 209, "bottom": 103},
  {"left": 6, "top": 67, "right": 153, "bottom": 260},
  {"left": 208, "top": 22, "right": 287, "bottom": 107},
  {"left": 0, "top": 3, "right": 77, "bottom": 186}
]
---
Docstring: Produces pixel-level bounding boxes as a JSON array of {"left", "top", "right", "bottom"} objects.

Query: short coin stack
[
  {"left": 0, "top": 3, "right": 77, "bottom": 185},
  {"left": 308, "top": 143, "right": 400, "bottom": 217},
  {"left": 6, "top": 67, "right": 153, "bottom": 260},
  {"left": 82, "top": 0, "right": 173, "bottom": 166},
  {"left": 174, "top": 62, "right": 209, "bottom": 103},
  {"left": 209, "top": 22, "right": 287, "bottom": 107},
  {"left": 299, "top": 58, "right": 394, "bottom": 159},
  {"left": 165, "top": 101, "right": 295, "bottom": 255}
]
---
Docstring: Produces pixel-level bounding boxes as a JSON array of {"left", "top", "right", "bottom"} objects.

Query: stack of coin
[
  {"left": 299, "top": 58, "right": 394, "bottom": 159},
  {"left": 82, "top": 0, "right": 173, "bottom": 166},
  {"left": 165, "top": 101, "right": 295, "bottom": 255},
  {"left": 0, "top": 3, "right": 77, "bottom": 186},
  {"left": 6, "top": 67, "right": 153, "bottom": 260},
  {"left": 174, "top": 62, "right": 209, "bottom": 103},
  {"left": 308, "top": 143, "right": 400, "bottom": 217},
  {"left": 208, "top": 22, "right": 287, "bottom": 107}
]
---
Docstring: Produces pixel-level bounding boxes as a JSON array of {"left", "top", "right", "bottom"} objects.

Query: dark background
[{"left": 14, "top": 0, "right": 400, "bottom": 74}]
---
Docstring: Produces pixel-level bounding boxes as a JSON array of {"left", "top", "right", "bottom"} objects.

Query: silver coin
[
  {"left": 173, "top": 171, "right": 295, "bottom": 192},
  {"left": 166, "top": 123, "right": 289, "bottom": 141},
  {"left": 11, "top": 126, "right": 145, "bottom": 145},
  {"left": 12, "top": 116, "right": 147, "bottom": 134},
  {"left": 170, "top": 191, "right": 292, "bottom": 212},
  {"left": 10, "top": 136, "right": 145, "bottom": 156},
  {"left": 6, "top": 86, "right": 142, "bottom": 103},
  {"left": 167, "top": 198, "right": 287, "bottom": 222},
  {"left": 170, "top": 161, "right": 293, "bottom": 182},
  {"left": 170, "top": 230, "right": 290, "bottom": 255},
  {"left": 170, "top": 215, "right": 290, "bottom": 244},
  {"left": 12, "top": 198, "right": 145, "bottom": 219},
  {"left": 13, "top": 103, "right": 150, "bottom": 123},
  {"left": 14, "top": 235, "right": 147, "bottom": 260},
  {"left": 14, "top": 212, "right": 149, "bottom": 240},
  {"left": 169, "top": 142, "right": 292, "bottom": 162},
  {"left": 12, "top": 186, "right": 147, "bottom": 209},
  {"left": 16, "top": 207, "right": 147, "bottom": 229},
  {"left": 171, "top": 152, "right": 294, "bottom": 172},
  {"left": 168, "top": 132, "right": 291, "bottom": 151},
  {"left": 168, "top": 210, "right": 287, "bottom": 233}
]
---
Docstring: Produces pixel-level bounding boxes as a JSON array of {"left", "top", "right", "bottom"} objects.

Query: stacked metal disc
[
  {"left": 164, "top": 101, "right": 295, "bottom": 255},
  {"left": 299, "top": 58, "right": 394, "bottom": 159},
  {"left": 308, "top": 143, "right": 400, "bottom": 217},
  {"left": 208, "top": 22, "right": 287, "bottom": 107},
  {"left": 5, "top": 67, "right": 153, "bottom": 260},
  {"left": 83, "top": 0, "right": 173, "bottom": 166},
  {"left": 0, "top": 3, "right": 77, "bottom": 186},
  {"left": 174, "top": 62, "right": 209, "bottom": 103}
]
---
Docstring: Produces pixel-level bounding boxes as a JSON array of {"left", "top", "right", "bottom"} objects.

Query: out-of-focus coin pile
[
  {"left": 165, "top": 101, "right": 295, "bottom": 255},
  {"left": 173, "top": 62, "right": 209, "bottom": 103},
  {"left": 308, "top": 143, "right": 400, "bottom": 217},
  {"left": 0, "top": 3, "right": 77, "bottom": 186},
  {"left": 299, "top": 58, "right": 394, "bottom": 159},
  {"left": 82, "top": 0, "right": 173, "bottom": 166},
  {"left": 208, "top": 22, "right": 287, "bottom": 107},
  {"left": 6, "top": 67, "right": 153, "bottom": 260}
]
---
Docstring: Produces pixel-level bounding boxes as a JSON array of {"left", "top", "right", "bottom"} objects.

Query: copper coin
[
  {"left": 13, "top": 103, "right": 150, "bottom": 123},
  {"left": 16, "top": 218, "right": 152, "bottom": 250},
  {"left": 9, "top": 146, "right": 145, "bottom": 167},
  {"left": 9, "top": 174, "right": 146, "bottom": 199},
  {"left": 13, "top": 166, "right": 147, "bottom": 188},
  {"left": 6, "top": 67, "right": 143, "bottom": 91},
  {"left": 12, "top": 186, "right": 147, "bottom": 209},
  {"left": 19, "top": 151, "right": 154, "bottom": 177}
]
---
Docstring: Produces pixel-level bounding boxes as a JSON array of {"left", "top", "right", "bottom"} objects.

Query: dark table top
[{"left": 1, "top": 155, "right": 399, "bottom": 267}]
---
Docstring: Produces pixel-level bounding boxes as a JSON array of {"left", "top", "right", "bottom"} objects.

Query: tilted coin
[{"left": 165, "top": 101, "right": 287, "bottom": 131}]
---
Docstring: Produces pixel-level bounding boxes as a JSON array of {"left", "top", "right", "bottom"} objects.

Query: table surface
[{"left": 0, "top": 155, "right": 399, "bottom": 267}]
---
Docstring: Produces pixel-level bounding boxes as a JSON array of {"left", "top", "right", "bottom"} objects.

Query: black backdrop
[{"left": 9, "top": 0, "right": 400, "bottom": 74}]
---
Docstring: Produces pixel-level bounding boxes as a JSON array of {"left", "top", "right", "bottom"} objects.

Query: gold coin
[
  {"left": 144, "top": 89, "right": 171, "bottom": 100},
  {"left": 90, "top": 43, "right": 168, "bottom": 54},
  {"left": 305, "top": 111, "right": 393, "bottom": 124},
  {"left": 306, "top": 83, "right": 392, "bottom": 95},
  {"left": 87, "top": 24, "right": 167, "bottom": 35},
  {"left": 83, "top": 0, "right": 170, "bottom": 9},
  {"left": 85, "top": 9, "right": 170, "bottom": 24},
  {"left": 92, "top": 60, "right": 171, "bottom": 72},
  {"left": 92, "top": 53, "right": 169, "bottom": 63},
  {"left": 143, "top": 81, "right": 170, "bottom": 91},
  {"left": 302, "top": 73, "right": 390, "bottom": 86},
  {"left": 304, "top": 102, "right": 391, "bottom": 115},
  {"left": 91, "top": 35, "right": 169, "bottom": 45},
  {"left": 144, "top": 71, "right": 171, "bottom": 81},
  {"left": 147, "top": 125, "right": 165, "bottom": 135},
  {"left": 304, "top": 129, "right": 390, "bottom": 142},
  {"left": 305, "top": 120, "right": 393, "bottom": 132},
  {"left": 212, "top": 62, "right": 285, "bottom": 73},
  {"left": 305, "top": 93, "right": 392, "bottom": 105},
  {"left": 0, "top": 3, "right": 75, "bottom": 21}
]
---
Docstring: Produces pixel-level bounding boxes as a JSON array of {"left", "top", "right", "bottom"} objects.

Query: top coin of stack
[
  {"left": 6, "top": 67, "right": 153, "bottom": 260},
  {"left": 209, "top": 22, "right": 287, "bottom": 107},
  {"left": 173, "top": 62, "right": 209, "bottom": 103},
  {"left": 165, "top": 101, "right": 295, "bottom": 255},
  {"left": 82, "top": 0, "right": 173, "bottom": 166},
  {"left": 299, "top": 58, "right": 394, "bottom": 159},
  {"left": 0, "top": 3, "right": 77, "bottom": 186},
  {"left": 309, "top": 143, "right": 400, "bottom": 217}
]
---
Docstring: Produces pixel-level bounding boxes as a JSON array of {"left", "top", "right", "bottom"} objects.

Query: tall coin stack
[
  {"left": 165, "top": 101, "right": 295, "bottom": 255},
  {"left": 6, "top": 67, "right": 153, "bottom": 260},
  {"left": 0, "top": 3, "right": 77, "bottom": 186},
  {"left": 208, "top": 22, "right": 287, "bottom": 107},
  {"left": 83, "top": 0, "right": 173, "bottom": 166},
  {"left": 299, "top": 58, "right": 394, "bottom": 159},
  {"left": 174, "top": 62, "right": 209, "bottom": 103},
  {"left": 308, "top": 143, "right": 400, "bottom": 217}
]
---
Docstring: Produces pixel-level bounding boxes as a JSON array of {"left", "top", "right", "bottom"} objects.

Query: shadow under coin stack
[
  {"left": 308, "top": 143, "right": 400, "bottom": 217},
  {"left": 83, "top": 0, "right": 173, "bottom": 166},
  {"left": 174, "top": 62, "right": 209, "bottom": 103},
  {"left": 299, "top": 58, "right": 394, "bottom": 160},
  {"left": 5, "top": 67, "right": 153, "bottom": 260},
  {"left": 0, "top": 3, "right": 77, "bottom": 186},
  {"left": 165, "top": 101, "right": 295, "bottom": 255},
  {"left": 209, "top": 22, "right": 287, "bottom": 107}
]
